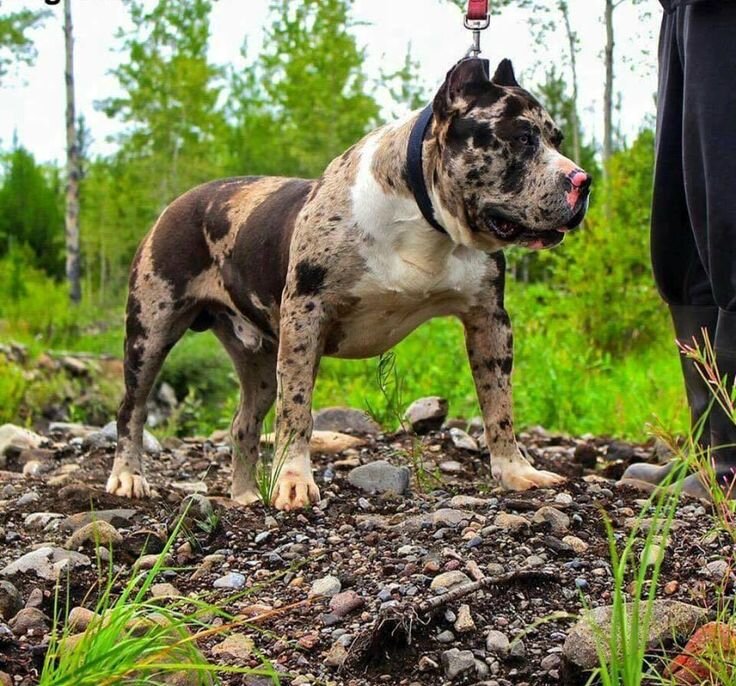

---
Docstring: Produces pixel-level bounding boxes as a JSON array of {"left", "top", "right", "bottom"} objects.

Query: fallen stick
[
  {"left": 416, "top": 568, "right": 561, "bottom": 614},
  {"left": 344, "top": 568, "right": 561, "bottom": 671}
]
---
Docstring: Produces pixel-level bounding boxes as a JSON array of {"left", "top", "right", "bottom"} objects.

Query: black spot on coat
[{"left": 295, "top": 261, "right": 327, "bottom": 297}]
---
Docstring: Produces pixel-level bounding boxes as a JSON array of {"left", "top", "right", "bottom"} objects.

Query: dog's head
[{"left": 430, "top": 58, "right": 591, "bottom": 250}]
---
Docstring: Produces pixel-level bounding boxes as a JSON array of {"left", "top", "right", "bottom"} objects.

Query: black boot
[
  {"left": 621, "top": 305, "right": 719, "bottom": 490},
  {"left": 685, "top": 309, "right": 736, "bottom": 498}
]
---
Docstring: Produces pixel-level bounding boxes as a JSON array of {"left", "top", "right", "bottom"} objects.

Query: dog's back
[{"left": 129, "top": 175, "right": 316, "bottom": 347}]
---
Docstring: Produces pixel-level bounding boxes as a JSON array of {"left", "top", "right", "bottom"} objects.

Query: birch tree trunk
[
  {"left": 559, "top": 1, "right": 581, "bottom": 165},
  {"left": 64, "top": 0, "right": 81, "bottom": 303},
  {"left": 603, "top": 0, "right": 614, "bottom": 178}
]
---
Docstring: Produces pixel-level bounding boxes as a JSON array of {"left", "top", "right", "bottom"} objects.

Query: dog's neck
[{"left": 370, "top": 112, "right": 437, "bottom": 194}]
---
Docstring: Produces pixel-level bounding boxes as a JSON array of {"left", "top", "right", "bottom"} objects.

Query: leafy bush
[{"left": 544, "top": 130, "right": 668, "bottom": 355}]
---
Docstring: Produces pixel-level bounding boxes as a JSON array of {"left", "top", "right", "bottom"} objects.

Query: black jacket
[{"left": 659, "top": 0, "right": 714, "bottom": 10}]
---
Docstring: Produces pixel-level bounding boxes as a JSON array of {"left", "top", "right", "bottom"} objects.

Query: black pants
[{"left": 651, "top": 2, "right": 736, "bottom": 315}]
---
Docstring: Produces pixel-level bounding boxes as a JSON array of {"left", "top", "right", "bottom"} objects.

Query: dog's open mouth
[
  {"left": 486, "top": 215, "right": 565, "bottom": 250},
  {"left": 485, "top": 201, "right": 587, "bottom": 250}
]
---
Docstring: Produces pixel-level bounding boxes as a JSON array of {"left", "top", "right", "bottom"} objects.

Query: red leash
[
  {"left": 466, "top": 0, "right": 489, "bottom": 21},
  {"left": 464, "top": 0, "right": 490, "bottom": 57}
]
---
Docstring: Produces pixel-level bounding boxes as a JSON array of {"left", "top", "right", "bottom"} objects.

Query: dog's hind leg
[
  {"left": 107, "top": 280, "right": 196, "bottom": 499},
  {"left": 212, "top": 320, "right": 277, "bottom": 506}
]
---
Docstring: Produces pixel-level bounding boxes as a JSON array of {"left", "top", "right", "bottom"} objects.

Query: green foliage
[
  {"left": 547, "top": 129, "right": 666, "bottom": 355},
  {"left": 0, "top": 253, "right": 79, "bottom": 340},
  {"left": 40, "top": 517, "right": 278, "bottom": 686},
  {"left": 0, "top": 7, "right": 47, "bottom": 82},
  {"left": 0, "top": 145, "right": 65, "bottom": 278},
  {"left": 227, "top": 0, "right": 380, "bottom": 178},
  {"left": 592, "top": 470, "right": 687, "bottom": 685},
  {"left": 536, "top": 67, "right": 598, "bottom": 178}
]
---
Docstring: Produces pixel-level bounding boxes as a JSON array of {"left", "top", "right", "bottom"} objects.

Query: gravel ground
[{"left": 0, "top": 421, "right": 733, "bottom": 686}]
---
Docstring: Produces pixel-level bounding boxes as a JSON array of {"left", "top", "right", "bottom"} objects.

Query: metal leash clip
[{"left": 464, "top": 0, "right": 490, "bottom": 58}]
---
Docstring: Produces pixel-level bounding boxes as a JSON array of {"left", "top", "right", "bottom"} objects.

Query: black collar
[{"left": 406, "top": 104, "right": 447, "bottom": 235}]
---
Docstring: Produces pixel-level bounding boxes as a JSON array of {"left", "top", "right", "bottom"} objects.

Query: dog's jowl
[{"left": 107, "top": 58, "right": 591, "bottom": 510}]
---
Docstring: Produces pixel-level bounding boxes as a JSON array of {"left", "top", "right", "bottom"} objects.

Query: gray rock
[
  {"left": 486, "top": 629, "right": 510, "bottom": 655},
  {"left": 329, "top": 590, "right": 364, "bottom": 618},
  {"left": 0, "top": 582, "right": 22, "bottom": 621},
  {"left": 441, "top": 648, "right": 475, "bottom": 680},
  {"left": 563, "top": 600, "right": 708, "bottom": 670},
  {"left": 494, "top": 512, "right": 530, "bottom": 531},
  {"left": 23, "top": 512, "right": 64, "bottom": 530},
  {"left": 15, "top": 492, "right": 40, "bottom": 507},
  {"left": 312, "top": 407, "right": 380, "bottom": 434},
  {"left": 9, "top": 607, "right": 49, "bottom": 636},
  {"left": 48, "top": 422, "right": 99, "bottom": 438},
  {"left": 213, "top": 573, "right": 246, "bottom": 590},
  {"left": 60, "top": 509, "right": 137, "bottom": 532},
  {"left": 179, "top": 494, "right": 214, "bottom": 527},
  {"left": 347, "top": 461, "right": 410, "bottom": 495},
  {"left": 454, "top": 604, "right": 475, "bottom": 633},
  {"left": 554, "top": 492, "right": 574, "bottom": 506},
  {"left": 437, "top": 629, "right": 455, "bottom": 644},
  {"left": 705, "top": 559, "right": 730, "bottom": 581},
  {"left": 448, "top": 495, "right": 490, "bottom": 509},
  {"left": 541, "top": 653, "right": 561, "bottom": 671},
  {"left": 449, "top": 427, "right": 479, "bottom": 452},
  {"left": 532, "top": 506, "right": 570, "bottom": 534},
  {"left": 84, "top": 421, "right": 161, "bottom": 453},
  {"left": 65, "top": 520, "right": 122, "bottom": 549},
  {"left": 404, "top": 397, "right": 448, "bottom": 434},
  {"left": 430, "top": 571, "right": 471, "bottom": 591},
  {"left": 150, "top": 583, "right": 180, "bottom": 598},
  {"left": 439, "top": 461, "right": 463, "bottom": 474},
  {"left": 562, "top": 535, "right": 589, "bottom": 554},
  {"left": 402, "top": 508, "right": 476, "bottom": 531},
  {"left": 1, "top": 547, "right": 90, "bottom": 581},
  {"left": 0, "top": 425, "right": 44, "bottom": 467},
  {"left": 24, "top": 588, "right": 43, "bottom": 610},
  {"left": 311, "top": 575, "right": 341, "bottom": 597},
  {"left": 474, "top": 659, "right": 490, "bottom": 679},
  {"left": 509, "top": 639, "right": 526, "bottom": 659}
]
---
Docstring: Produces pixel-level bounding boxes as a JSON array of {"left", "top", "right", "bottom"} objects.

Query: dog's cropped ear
[
  {"left": 492, "top": 59, "right": 519, "bottom": 88},
  {"left": 433, "top": 58, "right": 500, "bottom": 120}
]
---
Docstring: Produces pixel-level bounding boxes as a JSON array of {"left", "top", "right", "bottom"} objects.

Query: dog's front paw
[
  {"left": 106, "top": 470, "right": 151, "bottom": 498},
  {"left": 271, "top": 470, "right": 320, "bottom": 511},
  {"left": 493, "top": 461, "right": 566, "bottom": 491}
]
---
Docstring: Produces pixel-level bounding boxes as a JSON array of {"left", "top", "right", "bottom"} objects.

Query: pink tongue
[{"left": 528, "top": 240, "right": 546, "bottom": 250}]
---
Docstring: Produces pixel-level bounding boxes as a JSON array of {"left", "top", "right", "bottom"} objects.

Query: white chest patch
[{"left": 334, "top": 131, "right": 495, "bottom": 359}]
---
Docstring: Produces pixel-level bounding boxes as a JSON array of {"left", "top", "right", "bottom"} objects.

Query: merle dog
[{"left": 107, "top": 58, "right": 591, "bottom": 510}]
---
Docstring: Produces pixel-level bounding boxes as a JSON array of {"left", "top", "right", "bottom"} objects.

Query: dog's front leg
[
  {"left": 270, "top": 295, "right": 323, "bottom": 511},
  {"left": 462, "top": 304, "right": 565, "bottom": 490}
]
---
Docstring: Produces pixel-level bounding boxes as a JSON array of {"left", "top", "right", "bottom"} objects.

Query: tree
[
  {"left": 0, "top": 7, "right": 47, "bottom": 83},
  {"left": 602, "top": 0, "right": 649, "bottom": 175},
  {"left": 0, "top": 145, "right": 64, "bottom": 278},
  {"left": 64, "top": 0, "right": 81, "bottom": 303},
  {"left": 91, "top": 0, "right": 227, "bottom": 294},
  {"left": 228, "top": 0, "right": 380, "bottom": 178},
  {"left": 557, "top": 0, "right": 581, "bottom": 165},
  {"left": 102, "top": 0, "right": 227, "bottom": 204}
]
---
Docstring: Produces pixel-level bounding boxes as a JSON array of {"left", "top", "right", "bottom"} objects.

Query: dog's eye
[{"left": 517, "top": 133, "right": 533, "bottom": 146}]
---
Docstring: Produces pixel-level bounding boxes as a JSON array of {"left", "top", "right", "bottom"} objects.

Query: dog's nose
[{"left": 570, "top": 170, "right": 591, "bottom": 191}]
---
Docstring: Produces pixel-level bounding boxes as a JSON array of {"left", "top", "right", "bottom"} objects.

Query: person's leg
[
  {"left": 677, "top": 2, "right": 736, "bottom": 497},
  {"left": 621, "top": 10, "right": 718, "bottom": 492}
]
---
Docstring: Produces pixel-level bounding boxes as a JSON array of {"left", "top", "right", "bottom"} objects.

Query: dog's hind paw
[
  {"left": 106, "top": 471, "right": 151, "bottom": 499},
  {"left": 271, "top": 471, "right": 320, "bottom": 511},
  {"left": 496, "top": 464, "right": 566, "bottom": 491}
]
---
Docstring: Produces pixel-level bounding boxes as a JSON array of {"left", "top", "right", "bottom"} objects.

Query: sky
[{"left": 0, "top": 0, "right": 661, "bottom": 166}]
